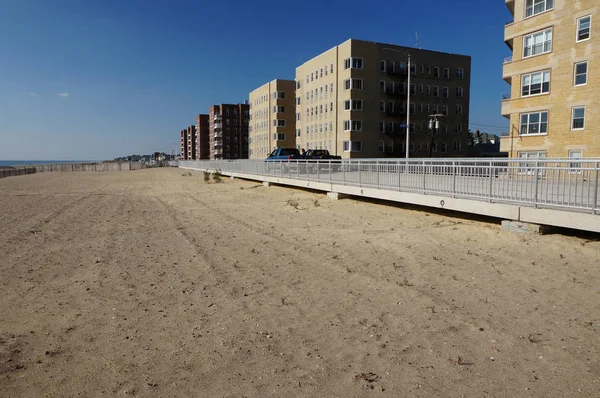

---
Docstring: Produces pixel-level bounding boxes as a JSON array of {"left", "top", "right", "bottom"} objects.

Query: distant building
[
  {"left": 209, "top": 104, "right": 250, "bottom": 159},
  {"left": 248, "top": 79, "right": 297, "bottom": 159},
  {"left": 180, "top": 125, "right": 196, "bottom": 160},
  {"left": 468, "top": 130, "right": 507, "bottom": 157},
  {"left": 195, "top": 114, "right": 210, "bottom": 160},
  {"left": 295, "top": 38, "right": 471, "bottom": 158},
  {"left": 500, "top": 0, "right": 598, "bottom": 159}
]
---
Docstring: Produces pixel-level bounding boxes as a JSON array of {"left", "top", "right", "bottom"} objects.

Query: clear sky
[{"left": 0, "top": 0, "right": 512, "bottom": 160}]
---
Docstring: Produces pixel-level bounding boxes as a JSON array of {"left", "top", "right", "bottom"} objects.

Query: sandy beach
[{"left": 0, "top": 168, "right": 598, "bottom": 397}]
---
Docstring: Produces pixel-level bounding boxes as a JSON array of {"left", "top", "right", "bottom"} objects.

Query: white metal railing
[
  {"left": 179, "top": 158, "right": 600, "bottom": 214},
  {"left": 504, "top": 56, "right": 513, "bottom": 64}
]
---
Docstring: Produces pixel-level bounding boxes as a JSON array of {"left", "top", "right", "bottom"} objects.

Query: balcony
[
  {"left": 505, "top": 0, "right": 514, "bottom": 15},
  {"left": 214, "top": 114, "right": 222, "bottom": 121},
  {"left": 502, "top": 58, "right": 515, "bottom": 83},
  {"left": 214, "top": 140, "right": 223, "bottom": 147},
  {"left": 214, "top": 131, "right": 223, "bottom": 138},
  {"left": 214, "top": 148, "right": 223, "bottom": 155},
  {"left": 501, "top": 96, "right": 511, "bottom": 119},
  {"left": 505, "top": 18, "right": 514, "bottom": 26},
  {"left": 214, "top": 123, "right": 222, "bottom": 131}
]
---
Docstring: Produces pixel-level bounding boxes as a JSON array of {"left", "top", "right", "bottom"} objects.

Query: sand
[{"left": 0, "top": 168, "right": 598, "bottom": 397}]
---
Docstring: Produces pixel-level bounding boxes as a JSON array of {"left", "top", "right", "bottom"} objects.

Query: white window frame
[
  {"left": 442, "top": 87, "right": 449, "bottom": 98},
  {"left": 571, "top": 106, "right": 585, "bottom": 130},
  {"left": 377, "top": 140, "right": 385, "bottom": 152},
  {"left": 273, "top": 119, "right": 286, "bottom": 127},
  {"left": 457, "top": 68, "right": 464, "bottom": 79},
  {"left": 433, "top": 86, "right": 439, "bottom": 97},
  {"left": 379, "top": 121, "right": 385, "bottom": 133},
  {"left": 453, "top": 141, "right": 462, "bottom": 152},
  {"left": 344, "top": 57, "right": 363, "bottom": 70},
  {"left": 523, "top": 28, "right": 553, "bottom": 58},
  {"left": 273, "top": 91, "right": 285, "bottom": 99},
  {"left": 344, "top": 78, "right": 363, "bottom": 90},
  {"left": 577, "top": 15, "right": 591, "bottom": 42},
  {"left": 456, "top": 105, "right": 463, "bottom": 115},
  {"left": 343, "top": 120, "right": 363, "bottom": 132},
  {"left": 343, "top": 141, "right": 362, "bottom": 152},
  {"left": 521, "top": 69, "right": 551, "bottom": 97},
  {"left": 379, "top": 80, "right": 386, "bottom": 92},
  {"left": 574, "top": 61, "right": 588, "bottom": 86},
  {"left": 568, "top": 150, "right": 583, "bottom": 174},
  {"left": 380, "top": 60, "right": 386, "bottom": 72},
  {"left": 443, "top": 68, "right": 450, "bottom": 79},
  {"left": 343, "top": 99, "right": 363, "bottom": 111},
  {"left": 273, "top": 133, "right": 285, "bottom": 141},
  {"left": 520, "top": 110, "right": 548, "bottom": 135},
  {"left": 273, "top": 105, "right": 285, "bottom": 113},
  {"left": 456, "top": 87, "right": 464, "bottom": 97},
  {"left": 525, "top": 0, "right": 553, "bottom": 19},
  {"left": 379, "top": 101, "right": 385, "bottom": 112}
]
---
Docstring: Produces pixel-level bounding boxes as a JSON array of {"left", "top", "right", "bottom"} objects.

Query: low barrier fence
[{"left": 180, "top": 158, "right": 600, "bottom": 214}]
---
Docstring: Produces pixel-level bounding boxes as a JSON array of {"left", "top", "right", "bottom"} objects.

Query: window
[
  {"left": 343, "top": 120, "right": 363, "bottom": 131},
  {"left": 225, "top": 109, "right": 230, "bottom": 116},
  {"left": 325, "top": 66, "right": 328, "bottom": 76},
  {"left": 569, "top": 150, "right": 583, "bottom": 173},
  {"left": 330, "top": 83, "right": 333, "bottom": 93},
  {"left": 379, "top": 101, "right": 385, "bottom": 112},
  {"left": 525, "top": 0, "right": 553, "bottom": 18},
  {"left": 521, "top": 70, "right": 551, "bottom": 96},
  {"left": 574, "top": 61, "right": 588, "bottom": 86},
  {"left": 296, "top": 129, "right": 301, "bottom": 137},
  {"left": 572, "top": 107, "right": 585, "bottom": 130},
  {"left": 319, "top": 105, "right": 323, "bottom": 114},
  {"left": 440, "top": 143, "right": 447, "bottom": 153},
  {"left": 442, "top": 106, "right": 448, "bottom": 116},
  {"left": 273, "top": 91, "right": 285, "bottom": 99},
  {"left": 380, "top": 60, "right": 386, "bottom": 72},
  {"left": 443, "top": 68, "right": 450, "bottom": 79},
  {"left": 389, "top": 81, "right": 395, "bottom": 93},
  {"left": 456, "top": 105, "right": 463, "bottom": 115},
  {"left": 273, "top": 133, "right": 285, "bottom": 141},
  {"left": 420, "top": 65, "right": 424, "bottom": 74},
  {"left": 343, "top": 141, "right": 362, "bottom": 152},
  {"left": 296, "top": 97, "right": 301, "bottom": 105},
  {"left": 523, "top": 28, "right": 553, "bottom": 58},
  {"left": 344, "top": 57, "right": 363, "bottom": 69},
  {"left": 377, "top": 141, "right": 385, "bottom": 152},
  {"left": 296, "top": 81, "right": 301, "bottom": 89},
  {"left": 456, "top": 87, "right": 464, "bottom": 97},
  {"left": 410, "top": 84, "right": 415, "bottom": 95},
  {"left": 418, "top": 103, "right": 423, "bottom": 112},
  {"left": 320, "top": 87, "right": 323, "bottom": 96},
  {"left": 419, "top": 84, "right": 424, "bottom": 93},
  {"left": 343, "top": 99, "right": 363, "bottom": 111},
  {"left": 434, "top": 67, "right": 440, "bottom": 78},
  {"left": 520, "top": 111, "right": 548, "bottom": 135},
  {"left": 577, "top": 16, "right": 591, "bottom": 42},
  {"left": 425, "top": 104, "right": 430, "bottom": 112},
  {"left": 330, "top": 102, "right": 333, "bottom": 111},
  {"left": 455, "top": 123, "right": 462, "bottom": 133},
  {"left": 433, "top": 86, "right": 439, "bottom": 97},
  {"left": 426, "top": 85, "right": 431, "bottom": 94},
  {"left": 388, "top": 101, "right": 394, "bottom": 112},
  {"left": 330, "top": 63, "right": 334, "bottom": 73},
  {"left": 453, "top": 141, "right": 462, "bottom": 152},
  {"left": 234, "top": 119, "right": 238, "bottom": 125},
  {"left": 273, "top": 119, "right": 286, "bottom": 127},
  {"left": 296, "top": 113, "right": 300, "bottom": 121},
  {"left": 457, "top": 68, "right": 464, "bottom": 79},
  {"left": 379, "top": 80, "right": 386, "bottom": 92},
  {"left": 311, "top": 73, "right": 313, "bottom": 81},
  {"left": 442, "top": 87, "right": 449, "bottom": 98},
  {"left": 344, "top": 78, "right": 363, "bottom": 90},
  {"left": 320, "top": 68, "right": 323, "bottom": 78},
  {"left": 379, "top": 121, "right": 385, "bottom": 132},
  {"left": 432, "top": 104, "right": 437, "bottom": 113},
  {"left": 315, "top": 70, "right": 318, "bottom": 80},
  {"left": 325, "top": 85, "right": 328, "bottom": 94},
  {"left": 273, "top": 105, "right": 285, "bottom": 113}
]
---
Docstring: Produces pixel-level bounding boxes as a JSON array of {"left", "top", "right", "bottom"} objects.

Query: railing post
[
  {"left": 317, "top": 160, "right": 320, "bottom": 181},
  {"left": 359, "top": 161, "right": 362, "bottom": 187},
  {"left": 452, "top": 161, "right": 456, "bottom": 198},
  {"left": 488, "top": 160, "right": 494, "bottom": 202},
  {"left": 533, "top": 159, "right": 540, "bottom": 207},
  {"left": 328, "top": 160, "right": 331, "bottom": 182},
  {"left": 376, "top": 160, "right": 380, "bottom": 188},
  {"left": 343, "top": 160, "right": 346, "bottom": 185},
  {"left": 594, "top": 161, "right": 599, "bottom": 214},
  {"left": 422, "top": 160, "right": 426, "bottom": 193}
]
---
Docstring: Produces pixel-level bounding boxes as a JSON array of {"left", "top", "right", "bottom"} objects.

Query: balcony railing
[
  {"left": 214, "top": 140, "right": 223, "bottom": 147},
  {"left": 214, "top": 114, "right": 222, "bottom": 121},
  {"left": 214, "top": 123, "right": 222, "bottom": 130},
  {"left": 504, "top": 56, "right": 513, "bottom": 64},
  {"left": 505, "top": 19, "right": 514, "bottom": 26},
  {"left": 214, "top": 132, "right": 223, "bottom": 138},
  {"left": 502, "top": 94, "right": 511, "bottom": 100},
  {"left": 214, "top": 149, "right": 223, "bottom": 155}
]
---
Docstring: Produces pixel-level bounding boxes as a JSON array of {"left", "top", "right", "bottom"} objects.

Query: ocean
[{"left": 0, "top": 160, "right": 93, "bottom": 167}]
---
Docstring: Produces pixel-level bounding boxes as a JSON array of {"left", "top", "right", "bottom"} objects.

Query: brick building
[
  {"left": 179, "top": 125, "right": 196, "bottom": 160},
  {"left": 209, "top": 104, "right": 250, "bottom": 159},
  {"left": 195, "top": 114, "right": 210, "bottom": 160}
]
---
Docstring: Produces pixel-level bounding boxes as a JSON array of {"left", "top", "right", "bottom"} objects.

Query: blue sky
[{"left": 0, "top": 0, "right": 511, "bottom": 160}]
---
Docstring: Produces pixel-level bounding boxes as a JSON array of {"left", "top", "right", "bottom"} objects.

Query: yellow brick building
[
  {"left": 295, "top": 39, "right": 471, "bottom": 158},
  {"left": 248, "top": 79, "right": 296, "bottom": 159},
  {"left": 500, "top": 0, "right": 598, "bottom": 160}
]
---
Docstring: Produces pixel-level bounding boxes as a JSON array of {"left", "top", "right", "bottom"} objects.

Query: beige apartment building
[
  {"left": 500, "top": 0, "right": 598, "bottom": 159},
  {"left": 295, "top": 39, "right": 471, "bottom": 158},
  {"left": 248, "top": 79, "right": 296, "bottom": 159}
]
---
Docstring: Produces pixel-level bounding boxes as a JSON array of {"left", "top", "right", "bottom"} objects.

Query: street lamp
[{"left": 383, "top": 48, "right": 411, "bottom": 159}]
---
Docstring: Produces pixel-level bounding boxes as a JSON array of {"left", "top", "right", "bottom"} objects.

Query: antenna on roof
[{"left": 415, "top": 32, "right": 422, "bottom": 49}]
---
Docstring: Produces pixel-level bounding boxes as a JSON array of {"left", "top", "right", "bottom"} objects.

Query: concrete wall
[{"left": 0, "top": 162, "right": 147, "bottom": 180}]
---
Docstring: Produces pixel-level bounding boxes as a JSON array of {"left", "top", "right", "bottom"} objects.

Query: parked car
[
  {"left": 300, "top": 149, "right": 342, "bottom": 172},
  {"left": 265, "top": 148, "right": 301, "bottom": 173}
]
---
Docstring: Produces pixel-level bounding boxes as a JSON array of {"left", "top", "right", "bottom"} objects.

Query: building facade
[
  {"left": 209, "top": 104, "right": 250, "bottom": 159},
  {"left": 180, "top": 125, "right": 196, "bottom": 160},
  {"left": 500, "top": 0, "right": 598, "bottom": 159},
  {"left": 195, "top": 114, "right": 210, "bottom": 160},
  {"left": 248, "top": 79, "right": 297, "bottom": 159},
  {"left": 295, "top": 39, "right": 471, "bottom": 158}
]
